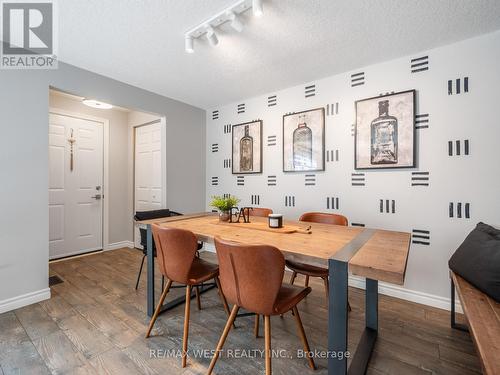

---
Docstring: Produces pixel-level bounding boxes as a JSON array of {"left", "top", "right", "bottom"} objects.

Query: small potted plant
[{"left": 210, "top": 195, "right": 240, "bottom": 222}]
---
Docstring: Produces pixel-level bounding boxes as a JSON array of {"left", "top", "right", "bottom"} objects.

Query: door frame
[
  {"left": 49, "top": 107, "right": 110, "bottom": 253},
  {"left": 132, "top": 117, "right": 167, "bottom": 247}
]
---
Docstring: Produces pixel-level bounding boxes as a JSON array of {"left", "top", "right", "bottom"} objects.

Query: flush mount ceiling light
[
  {"left": 184, "top": 0, "right": 264, "bottom": 53},
  {"left": 82, "top": 99, "right": 113, "bottom": 109}
]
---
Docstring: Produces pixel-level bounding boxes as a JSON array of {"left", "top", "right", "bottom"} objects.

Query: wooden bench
[{"left": 450, "top": 271, "right": 500, "bottom": 375}]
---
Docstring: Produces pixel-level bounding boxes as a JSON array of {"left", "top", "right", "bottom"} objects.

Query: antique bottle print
[
  {"left": 370, "top": 100, "right": 398, "bottom": 164},
  {"left": 293, "top": 114, "right": 313, "bottom": 170},
  {"left": 240, "top": 124, "right": 253, "bottom": 171}
]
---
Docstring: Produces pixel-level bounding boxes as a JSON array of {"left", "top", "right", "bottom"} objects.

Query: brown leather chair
[
  {"left": 250, "top": 207, "right": 273, "bottom": 217},
  {"left": 145, "top": 226, "right": 231, "bottom": 368},
  {"left": 285, "top": 212, "right": 351, "bottom": 311},
  {"left": 208, "top": 236, "right": 316, "bottom": 375}
]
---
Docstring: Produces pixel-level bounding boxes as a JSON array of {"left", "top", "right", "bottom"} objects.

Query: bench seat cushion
[{"left": 449, "top": 222, "right": 500, "bottom": 302}]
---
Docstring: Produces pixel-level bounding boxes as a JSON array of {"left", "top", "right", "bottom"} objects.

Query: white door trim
[{"left": 49, "top": 107, "right": 110, "bottom": 251}]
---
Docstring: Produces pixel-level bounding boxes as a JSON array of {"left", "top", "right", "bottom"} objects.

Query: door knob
[{"left": 91, "top": 194, "right": 102, "bottom": 200}]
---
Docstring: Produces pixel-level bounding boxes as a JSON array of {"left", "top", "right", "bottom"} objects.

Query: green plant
[{"left": 210, "top": 195, "right": 240, "bottom": 211}]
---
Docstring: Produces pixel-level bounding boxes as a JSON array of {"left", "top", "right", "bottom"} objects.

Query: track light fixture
[
  {"left": 228, "top": 11, "right": 244, "bottom": 32},
  {"left": 206, "top": 26, "right": 219, "bottom": 46},
  {"left": 184, "top": 0, "right": 264, "bottom": 53},
  {"left": 185, "top": 36, "right": 194, "bottom": 53},
  {"left": 252, "top": 0, "right": 263, "bottom": 17}
]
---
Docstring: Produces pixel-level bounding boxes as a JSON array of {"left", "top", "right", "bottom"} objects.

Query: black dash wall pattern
[
  {"left": 304, "top": 174, "right": 316, "bottom": 186},
  {"left": 223, "top": 124, "right": 231, "bottom": 134},
  {"left": 305, "top": 84, "right": 316, "bottom": 98},
  {"left": 412, "top": 229, "right": 430, "bottom": 245},
  {"left": 285, "top": 196, "right": 296, "bottom": 207},
  {"left": 449, "top": 202, "right": 471, "bottom": 219},
  {"left": 268, "top": 95, "right": 277, "bottom": 107},
  {"left": 351, "top": 223, "right": 365, "bottom": 227},
  {"left": 326, "top": 197, "right": 339, "bottom": 210},
  {"left": 267, "top": 175, "right": 276, "bottom": 186},
  {"left": 326, "top": 103, "right": 339, "bottom": 116},
  {"left": 267, "top": 135, "right": 277, "bottom": 146},
  {"left": 351, "top": 172, "right": 365, "bottom": 186},
  {"left": 223, "top": 158, "right": 231, "bottom": 169},
  {"left": 237, "top": 175, "right": 244, "bottom": 186},
  {"left": 212, "top": 110, "right": 219, "bottom": 120},
  {"left": 251, "top": 195, "right": 260, "bottom": 205},
  {"left": 351, "top": 72, "right": 365, "bottom": 87},
  {"left": 211, "top": 177, "right": 219, "bottom": 186},
  {"left": 411, "top": 171, "right": 430, "bottom": 186},
  {"left": 415, "top": 114, "right": 429, "bottom": 129},
  {"left": 380, "top": 199, "right": 396, "bottom": 214},
  {"left": 410, "top": 56, "right": 429, "bottom": 73},
  {"left": 326, "top": 149, "right": 339, "bottom": 162},
  {"left": 223, "top": 193, "right": 231, "bottom": 199},
  {"left": 448, "top": 77, "right": 469, "bottom": 95},
  {"left": 211, "top": 143, "right": 219, "bottom": 152},
  {"left": 237, "top": 103, "right": 246, "bottom": 114},
  {"left": 448, "top": 140, "right": 470, "bottom": 156}
]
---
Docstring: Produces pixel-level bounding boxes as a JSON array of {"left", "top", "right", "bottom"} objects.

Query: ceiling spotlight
[
  {"left": 228, "top": 11, "right": 244, "bottom": 32},
  {"left": 185, "top": 35, "right": 194, "bottom": 53},
  {"left": 82, "top": 99, "right": 113, "bottom": 109},
  {"left": 206, "top": 26, "right": 219, "bottom": 46},
  {"left": 252, "top": 0, "right": 263, "bottom": 17}
]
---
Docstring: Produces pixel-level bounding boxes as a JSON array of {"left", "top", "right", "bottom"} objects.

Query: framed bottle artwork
[
  {"left": 232, "top": 120, "right": 262, "bottom": 174},
  {"left": 283, "top": 108, "right": 325, "bottom": 172},
  {"left": 355, "top": 90, "right": 416, "bottom": 169}
]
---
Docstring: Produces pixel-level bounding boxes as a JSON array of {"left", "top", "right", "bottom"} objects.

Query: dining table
[{"left": 135, "top": 212, "right": 411, "bottom": 375}]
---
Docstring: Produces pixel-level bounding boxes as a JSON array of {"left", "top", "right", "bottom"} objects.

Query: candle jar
[{"left": 268, "top": 214, "right": 283, "bottom": 228}]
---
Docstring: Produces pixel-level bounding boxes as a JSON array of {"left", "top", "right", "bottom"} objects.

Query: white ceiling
[{"left": 58, "top": 0, "right": 500, "bottom": 109}]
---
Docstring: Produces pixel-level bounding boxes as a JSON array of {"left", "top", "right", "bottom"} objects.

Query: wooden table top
[{"left": 137, "top": 213, "right": 411, "bottom": 285}]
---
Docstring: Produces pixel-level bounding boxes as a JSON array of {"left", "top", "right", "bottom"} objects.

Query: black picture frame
[
  {"left": 231, "top": 120, "right": 263, "bottom": 175},
  {"left": 282, "top": 107, "right": 325, "bottom": 173},
  {"left": 354, "top": 89, "right": 416, "bottom": 170}
]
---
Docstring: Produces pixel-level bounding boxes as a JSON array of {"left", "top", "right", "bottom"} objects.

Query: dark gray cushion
[{"left": 449, "top": 222, "right": 500, "bottom": 302}]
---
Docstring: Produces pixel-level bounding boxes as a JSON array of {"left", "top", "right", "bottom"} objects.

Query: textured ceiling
[{"left": 58, "top": 0, "right": 500, "bottom": 109}]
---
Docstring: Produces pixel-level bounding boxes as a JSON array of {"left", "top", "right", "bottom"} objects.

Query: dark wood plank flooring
[{"left": 0, "top": 248, "right": 480, "bottom": 374}]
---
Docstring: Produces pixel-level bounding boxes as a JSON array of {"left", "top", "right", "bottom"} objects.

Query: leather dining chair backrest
[
  {"left": 152, "top": 225, "right": 198, "bottom": 284},
  {"left": 299, "top": 212, "right": 348, "bottom": 226},
  {"left": 250, "top": 207, "right": 273, "bottom": 217},
  {"left": 214, "top": 236, "right": 284, "bottom": 316}
]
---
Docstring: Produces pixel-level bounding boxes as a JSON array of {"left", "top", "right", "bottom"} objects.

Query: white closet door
[
  {"left": 49, "top": 113, "right": 103, "bottom": 259},
  {"left": 134, "top": 121, "right": 166, "bottom": 248}
]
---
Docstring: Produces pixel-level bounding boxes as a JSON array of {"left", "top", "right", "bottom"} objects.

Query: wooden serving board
[{"left": 215, "top": 220, "right": 311, "bottom": 234}]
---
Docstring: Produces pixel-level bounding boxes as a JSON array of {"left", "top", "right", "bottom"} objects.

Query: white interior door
[
  {"left": 134, "top": 120, "right": 166, "bottom": 248},
  {"left": 49, "top": 113, "right": 104, "bottom": 259}
]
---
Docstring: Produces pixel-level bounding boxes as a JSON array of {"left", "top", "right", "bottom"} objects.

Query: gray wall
[{"left": 0, "top": 62, "right": 206, "bottom": 308}]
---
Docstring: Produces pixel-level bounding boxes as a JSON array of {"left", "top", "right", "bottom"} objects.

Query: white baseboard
[
  {"left": 105, "top": 241, "right": 135, "bottom": 251},
  {"left": 0, "top": 288, "right": 51, "bottom": 314},
  {"left": 202, "top": 243, "right": 461, "bottom": 312}
]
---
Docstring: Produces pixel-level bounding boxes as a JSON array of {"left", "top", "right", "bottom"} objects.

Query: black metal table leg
[
  {"left": 328, "top": 228, "right": 377, "bottom": 375},
  {"left": 146, "top": 224, "right": 155, "bottom": 317},
  {"left": 348, "top": 279, "right": 378, "bottom": 375},
  {"left": 328, "top": 258, "right": 349, "bottom": 375}
]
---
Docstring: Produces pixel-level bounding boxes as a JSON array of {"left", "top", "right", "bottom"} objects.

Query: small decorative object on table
[
  {"left": 210, "top": 195, "right": 240, "bottom": 222},
  {"left": 268, "top": 214, "right": 283, "bottom": 228}
]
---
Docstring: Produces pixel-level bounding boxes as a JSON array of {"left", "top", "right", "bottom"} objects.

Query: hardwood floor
[{"left": 0, "top": 248, "right": 480, "bottom": 374}]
